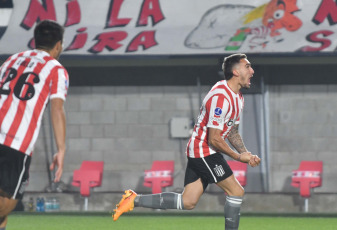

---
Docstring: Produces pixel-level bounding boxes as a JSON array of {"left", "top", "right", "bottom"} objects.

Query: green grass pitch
[{"left": 8, "top": 212, "right": 337, "bottom": 230}]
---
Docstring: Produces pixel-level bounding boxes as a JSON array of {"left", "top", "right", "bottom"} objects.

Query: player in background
[
  {"left": 112, "top": 53, "right": 261, "bottom": 230},
  {"left": 0, "top": 20, "right": 68, "bottom": 229}
]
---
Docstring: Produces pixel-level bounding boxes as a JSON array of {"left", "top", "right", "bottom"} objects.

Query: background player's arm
[
  {"left": 227, "top": 124, "right": 248, "bottom": 153},
  {"left": 49, "top": 98, "right": 66, "bottom": 182}
]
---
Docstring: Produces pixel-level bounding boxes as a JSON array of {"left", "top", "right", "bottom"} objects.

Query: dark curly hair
[
  {"left": 222, "top": 53, "right": 247, "bottom": 80},
  {"left": 34, "top": 20, "right": 64, "bottom": 51}
]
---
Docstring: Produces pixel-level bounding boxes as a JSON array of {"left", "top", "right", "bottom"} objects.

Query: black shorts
[
  {"left": 184, "top": 153, "right": 233, "bottom": 191},
  {"left": 0, "top": 144, "right": 31, "bottom": 200}
]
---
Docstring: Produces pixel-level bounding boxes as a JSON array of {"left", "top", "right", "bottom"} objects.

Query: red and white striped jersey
[
  {"left": 0, "top": 49, "right": 69, "bottom": 156},
  {"left": 186, "top": 80, "right": 244, "bottom": 158}
]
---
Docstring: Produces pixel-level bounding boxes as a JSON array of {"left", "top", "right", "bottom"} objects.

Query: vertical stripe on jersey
[
  {"left": 222, "top": 92, "right": 237, "bottom": 140},
  {"left": 0, "top": 52, "right": 25, "bottom": 130},
  {"left": 222, "top": 86, "right": 236, "bottom": 120},
  {"left": 3, "top": 53, "right": 40, "bottom": 147},
  {"left": 193, "top": 98, "right": 212, "bottom": 158},
  {"left": 51, "top": 68, "right": 59, "bottom": 95},
  {"left": 234, "top": 97, "right": 239, "bottom": 119},
  {"left": 189, "top": 104, "right": 207, "bottom": 158},
  {"left": 219, "top": 96, "right": 232, "bottom": 139},
  {"left": 204, "top": 95, "right": 225, "bottom": 156},
  {"left": 19, "top": 61, "right": 56, "bottom": 154},
  {"left": 222, "top": 86, "right": 238, "bottom": 138},
  {"left": 236, "top": 94, "right": 244, "bottom": 123},
  {"left": 200, "top": 96, "right": 219, "bottom": 157},
  {"left": 193, "top": 124, "right": 203, "bottom": 158},
  {"left": 50, "top": 68, "right": 68, "bottom": 100},
  {"left": 2, "top": 58, "right": 33, "bottom": 146},
  {"left": 3, "top": 60, "right": 34, "bottom": 146}
]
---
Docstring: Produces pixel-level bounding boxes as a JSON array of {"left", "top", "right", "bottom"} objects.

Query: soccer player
[
  {"left": 0, "top": 20, "right": 68, "bottom": 229},
  {"left": 112, "top": 53, "right": 261, "bottom": 230}
]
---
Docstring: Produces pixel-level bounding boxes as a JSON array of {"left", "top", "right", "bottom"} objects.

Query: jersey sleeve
[
  {"left": 206, "top": 94, "right": 229, "bottom": 130},
  {"left": 50, "top": 67, "right": 69, "bottom": 101}
]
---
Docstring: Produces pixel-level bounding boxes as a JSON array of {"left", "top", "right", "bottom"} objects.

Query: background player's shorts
[
  {"left": 184, "top": 153, "right": 233, "bottom": 191},
  {"left": 0, "top": 144, "right": 31, "bottom": 200}
]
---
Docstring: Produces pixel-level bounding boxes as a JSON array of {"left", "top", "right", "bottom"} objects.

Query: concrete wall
[
  {"left": 268, "top": 85, "right": 337, "bottom": 193},
  {"left": 27, "top": 84, "right": 337, "bottom": 196},
  {"left": 28, "top": 85, "right": 206, "bottom": 193}
]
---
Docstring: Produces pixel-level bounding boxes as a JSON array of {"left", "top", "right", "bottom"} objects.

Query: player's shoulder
[
  {"left": 44, "top": 56, "right": 68, "bottom": 75},
  {"left": 204, "top": 81, "right": 229, "bottom": 103},
  {"left": 34, "top": 52, "right": 69, "bottom": 78},
  {"left": 6, "top": 50, "right": 25, "bottom": 61},
  {"left": 48, "top": 58, "right": 65, "bottom": 69},
  {"left": 210, "top": 80, "right": 230, "bottom": 96},
  {"left": 211, "top": 80, "right": 225, "bottom": 90}
]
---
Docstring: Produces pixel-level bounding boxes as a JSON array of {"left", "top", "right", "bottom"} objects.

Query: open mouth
[{"left": 249, "top": 75, "right": 253, "bottom": 84}]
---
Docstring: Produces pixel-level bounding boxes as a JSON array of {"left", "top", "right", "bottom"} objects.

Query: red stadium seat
[
  {"left": 143, "top": 161, "right": 174, "bottom": 194},
  {"left": 227, "top": 161, "right": 248, "bottom": 187},
  {"left": 72, "top": 161, "right": 104, "bottom": 197},
  {"left": 291, "top": 161, "right": 323, "bottom": 198}
]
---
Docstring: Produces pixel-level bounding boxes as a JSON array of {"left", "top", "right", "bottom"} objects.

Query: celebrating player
[
  {"left": 112, "top": 53, "right": 261, "bottom": 230},
  {"left": 0, "top": 20, "right": 68, "bottom": 229}
]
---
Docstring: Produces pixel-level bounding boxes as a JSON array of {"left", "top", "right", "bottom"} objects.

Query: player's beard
[{"left": 240, "top": 76, "right": 251, "bottom": 89}]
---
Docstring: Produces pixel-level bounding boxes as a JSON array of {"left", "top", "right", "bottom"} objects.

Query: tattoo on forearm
[{"left": 228, "top": 125, "right": 247, "bottom": 153}]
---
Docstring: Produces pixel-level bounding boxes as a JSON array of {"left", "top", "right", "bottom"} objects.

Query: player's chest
[{"left": 223, "top": 99, "right": 243, "bottom": 125}]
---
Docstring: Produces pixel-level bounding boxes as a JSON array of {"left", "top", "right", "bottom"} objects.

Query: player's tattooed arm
[{"left": 227, "top": 124, "right": 248, "bottom": 153}]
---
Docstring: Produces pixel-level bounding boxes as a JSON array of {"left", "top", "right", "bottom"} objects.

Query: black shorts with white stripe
[
  {"left": 0, "top": 144, "right": 31, "bottom": 200},
  {"left": 184, "top": 153, "right": 233, "bottom": 191}
]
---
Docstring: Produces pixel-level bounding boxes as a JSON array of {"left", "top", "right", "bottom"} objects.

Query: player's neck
[
  {"left": 226, "top": 79, "right": 240, "bottom": 94},
  {"left": 37, "top": 48, "right": 52, "bottom": 56},
  {"left": 36, "top": 42, "right": 61, "bottom": 59}
]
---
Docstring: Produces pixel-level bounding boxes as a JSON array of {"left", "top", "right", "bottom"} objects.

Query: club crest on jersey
[{"left": 214, "top": 107, "right": 222, "bottom": 116}]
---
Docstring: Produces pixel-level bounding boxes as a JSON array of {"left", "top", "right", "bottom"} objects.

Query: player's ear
[
  {"left": 55, "top": 40, "right": 63, "bottom": 52},
  {"left": 232, "top": 64, "right": 240, "bottom": 77},
  {"left": 232, "top": 69, "right": 239, "bottom": 77}
]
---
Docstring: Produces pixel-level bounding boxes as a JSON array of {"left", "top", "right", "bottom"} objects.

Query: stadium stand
[
  {"left": 143, "top": 161, "right": 174, "bottom": 194},
  {"left": 227, "top": 161, "right": 248, "bottom": 187},
  {"left": 72, "top": 161, "right": 104, "bottom": 210},
  {"left": 291, "top": 161, "right": 323, "bottom": 212}
]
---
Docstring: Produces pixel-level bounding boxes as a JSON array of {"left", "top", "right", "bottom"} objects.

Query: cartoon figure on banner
[{"left": 185, "top": 0, "right": 303, "bottom": 51}]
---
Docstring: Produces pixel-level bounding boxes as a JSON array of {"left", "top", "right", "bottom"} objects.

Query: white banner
[{"left": 1, "top": 0, "right": 337, "bottom": 56}]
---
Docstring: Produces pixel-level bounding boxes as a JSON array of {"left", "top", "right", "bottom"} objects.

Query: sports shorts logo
[
  {"left": 18, "top": 180, "right": 28, "bottom": 195},
  {"left": 213, "top": 164, "right": 225, "bottom": 177},
  {"left": 214, "top": 107, "right": 222, "bottom": 116}
]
